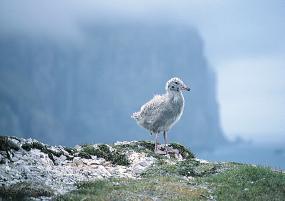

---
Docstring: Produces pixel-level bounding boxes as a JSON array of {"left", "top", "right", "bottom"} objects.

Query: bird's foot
[
  {"left": 154, "top": 144, "right": 169, "bottom": 155},
  {"left": 154, "top": 149, "right": 167, "bottom": 155},
  {"left": 164, "top": 145, "right": 169, "bottom": 155}
]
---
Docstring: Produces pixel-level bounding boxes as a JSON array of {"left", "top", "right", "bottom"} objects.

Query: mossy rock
[
  {"left": 0, "top": 136, "right": 20, "bottom": 152},
  {"left": 64, "top": 147, "right": 77, "bottom": 155},
  {"left": 138, "top": 141, "right": 155, "bottom": 151},
  {"left": 21, "top": 142, "right": 66, "bottom": 162},
  {"left": 0, "top": 136, "right": 20, "bottom": 161},
  {"left": 79, "top": 144, "right": 129, "bottom": 166},
  {"left": 111, "top": 151, "right": 129, "bottom": 166},
  {"left": 78, "top": 145, "right": 97, "bottom": 159},
  {"left": 169, "top": 143, "right": 195, "bottom": 159}
]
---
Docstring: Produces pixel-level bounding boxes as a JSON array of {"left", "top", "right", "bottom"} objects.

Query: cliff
[{"left": 0, "top": 23, "right": 226, "bottom": 150}]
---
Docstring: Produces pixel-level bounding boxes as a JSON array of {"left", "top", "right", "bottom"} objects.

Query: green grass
[
  {"left": 57, "top": 177, "right": 208, "bottom": 201},
  {"left": 0, "top": 182, "right": 53, "bottom": 201},
  {"left": 199, "top": 165, "right": 285, "bottom": 201},
  {"left": 142, "top": 159, "right": 219, "bottom": 178},
  {"left": 57, "top": 162, "right": 285, "bottom": 201},
  {"left": 57, "top": 159, "right": 217, "bottom": 201},
  {"left": 4, "top": 138, "right": 282, "bottom": 200}
]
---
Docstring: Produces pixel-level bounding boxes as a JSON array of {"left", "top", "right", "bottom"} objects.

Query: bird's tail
[{"left": 131, "top": 112, "right": 140, "bottom": 120}]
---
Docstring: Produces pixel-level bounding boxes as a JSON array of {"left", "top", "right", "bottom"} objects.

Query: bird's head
[{"left": 166, "top": 77, "right": 190, "bottom": 93}]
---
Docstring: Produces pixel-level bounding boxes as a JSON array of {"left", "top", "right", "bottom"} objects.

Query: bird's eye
[
  {"left": 171, "top": 86, "right": 175, "bottom": 88},
  {"left": 175, "top": 82, "right": 178, "bottom": 84}
]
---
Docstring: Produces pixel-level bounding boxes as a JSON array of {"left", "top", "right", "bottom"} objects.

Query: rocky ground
[
  {"left": 0, "top": 136, "right": 284, "bottom": 201},
  {"left": 0, "top": 136, "right": 193, "bottom": 200}
]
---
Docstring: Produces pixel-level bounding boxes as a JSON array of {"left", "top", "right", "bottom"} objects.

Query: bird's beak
[{"left": 182, "top": 85, "right": 191, "bottom": 91}]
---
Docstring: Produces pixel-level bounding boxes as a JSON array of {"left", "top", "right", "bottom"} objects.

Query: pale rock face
[
  {"left": 0, "top": 137, "right": 157, "bottom": 197},
  {"left": 0, "top": 137, "right": 195, "bottom": 200}
]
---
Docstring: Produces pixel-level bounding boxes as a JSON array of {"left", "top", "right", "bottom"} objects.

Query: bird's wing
[{"left": 139, "top": 95, "right": 167, "bottom": 124}]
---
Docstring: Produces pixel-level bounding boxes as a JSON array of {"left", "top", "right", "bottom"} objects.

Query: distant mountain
[{"left": 0, "top": 23, "right": 227, "bottom": 150}]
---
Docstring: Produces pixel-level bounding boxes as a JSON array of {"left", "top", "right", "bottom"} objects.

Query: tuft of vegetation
[
  {"left": 142, "top": 159, "right": 219, "bottom": 178},
  {"left": 177, "top": 159, "right": 217, "bottom": 177},
  {"left": 170, "top": 142, "right": 195, "bottom": 159},
  {"left": 63, "top": 147, "right": 77, "bottom": 155},
  {"left": 0, "top": 182, "right": 53, "bottom": 200},
  {"left": 79, "top": 144, "right": 129, "bottom": 166},
  {"left": 0, "top": 136, "right": 20, "bottom": 152},
  {"left": 141, "top": 161, "right": 179, "bottom": 178},
  {"left": 21, "top": 142, "right": 72, "bottom": 163},
  {"left": 114, "top": 141, "right": 155, "bottom": 156},
  {"left": 0, "top": 136, "right": 20, "bottom": 161},
  {"left": 138, "top": 141, "right": 155, "bottom": 151},
  {"left": 78, "top": 145, "right": 96, "bottom": 159},
  {"left": 199, "top": 165, "right": 285, "bottom": 201}
]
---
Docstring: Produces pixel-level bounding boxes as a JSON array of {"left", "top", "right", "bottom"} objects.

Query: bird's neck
[{"left": 167, "top": 90, "right": 183, "bottom": 103}]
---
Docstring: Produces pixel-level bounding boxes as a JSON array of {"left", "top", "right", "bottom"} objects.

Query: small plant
[
  {"left": 177, "top": 159, "right": 216, "bottom": 177},
  {"left": 64, "top": 147, "right": 77, "bottom": 155},
  {"left": 169, "top": 142, "right": 195, "bottom": 159},
  {"left": 21, "top": 142, "right": 70, "bottom": 162},
  {"left": 79, "top": 144, "right": 130, "bottom": 166},
  {"left": 138, "top": 141, "right": 155, "bottom": 151},
  {"left": 0, "top": 136, "right": 20, "bottom": 161}
]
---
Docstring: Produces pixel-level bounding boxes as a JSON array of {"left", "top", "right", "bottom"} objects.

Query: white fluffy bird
[{"left": 132, "top": 77, "right": 190, "bottom": 152}]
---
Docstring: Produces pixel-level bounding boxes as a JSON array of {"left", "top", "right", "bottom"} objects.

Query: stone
[{"left": 0, "top": 137, "right": 160, "bottom": 199}]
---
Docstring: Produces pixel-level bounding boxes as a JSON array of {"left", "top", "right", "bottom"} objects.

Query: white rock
[
  {"left": 195, "top": 158, "right": 209, "bottom": 164},
  {"left": 73, "top": 157, "right": 84, "bottom": 166},
  {"left": 96, "top": 165, "right": 112, "bottom": 177},
  {"left": 0, "top": 137, "right": 157, "bottom": 198}
]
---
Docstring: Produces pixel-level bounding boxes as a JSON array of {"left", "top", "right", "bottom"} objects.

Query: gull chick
[{"left": 132, "top": 77, "right": 190, "bottom": 152}]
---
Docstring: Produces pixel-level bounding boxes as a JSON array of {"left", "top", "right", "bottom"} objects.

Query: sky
[{"left": 0, "top": 0, "right": 284, "bottom": 144}]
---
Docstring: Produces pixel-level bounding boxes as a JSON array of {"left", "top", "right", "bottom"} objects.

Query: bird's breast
[{"left": 164, "top": 95, "right": 184, "bottom": 122}]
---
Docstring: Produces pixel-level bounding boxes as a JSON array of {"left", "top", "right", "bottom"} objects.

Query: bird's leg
[
  {"left": 154, "top": 133, "right": 159, "bottom": 151},
  {"left": 163, "top": 131, "right": 168, "bottom": 154}
]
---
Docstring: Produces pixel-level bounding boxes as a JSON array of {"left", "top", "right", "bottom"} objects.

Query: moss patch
[
  {"left": 114, "top": 141, "right": 195, "bottom": 160},
  {"left": 79, "top": 144, "right": 129, "bottom": 166},
  {"left": 21, "top": 142, "right": 69, "bottom": 163},
  {"left": 0, "top": 136, "right": 20, "bottom": 151},
  {"left": 0, "top": 136, "right": 20, "bottom": 161},
  {"left": 63, "top": 147, "right": 77, "bottom": 155},
  {"left": 142, "top": 159, "right": 219, "bottom": 178},
  {"left": 138, "top": 141, "right": 155, "bottom": 151},
  {"left": 170, "top": 142, "right": 195, "bottom": 159}
]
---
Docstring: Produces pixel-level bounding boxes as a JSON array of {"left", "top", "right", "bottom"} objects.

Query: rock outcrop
[
  {"left": 1, "top": 136, "right": 284, "bottom": 201},
  {"left": 0, "top": 136, "right": 194, "bottom": 200}
]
